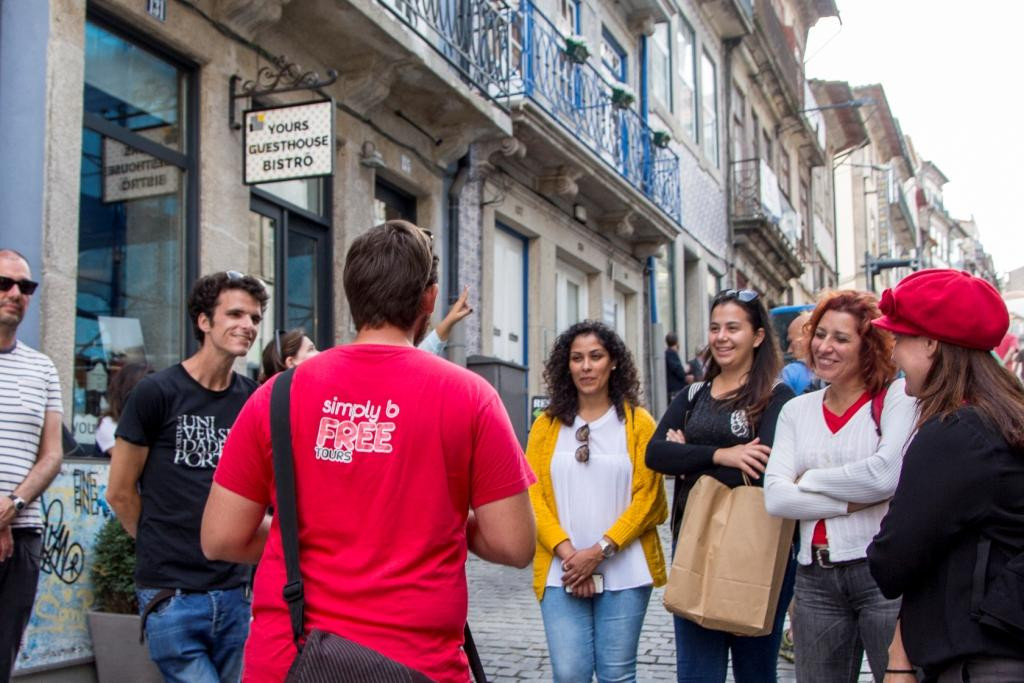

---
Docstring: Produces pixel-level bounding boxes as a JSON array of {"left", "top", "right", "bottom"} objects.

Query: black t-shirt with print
[
  {"left": 116, "top": 364, "right": 257, "bottom": 590},
  {"left": 647, "top": 381, "right": 794, "bottom": 536}
]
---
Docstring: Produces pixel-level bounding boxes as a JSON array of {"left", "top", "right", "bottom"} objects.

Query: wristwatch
[
  {"left": 598, "top": 538, "right": 617, "bottom": 559},
  {"left": 7, "top": 493, "right": 26, "bottom": 512}
]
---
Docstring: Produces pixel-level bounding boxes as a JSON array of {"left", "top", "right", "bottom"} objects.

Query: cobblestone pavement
[{"left": 467, "top": 484, "right": 875, "bottom": 682}]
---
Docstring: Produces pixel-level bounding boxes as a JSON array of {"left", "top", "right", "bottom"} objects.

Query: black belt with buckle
[{"left": 812, "top": 546, "right": 866, "bottom": 569}]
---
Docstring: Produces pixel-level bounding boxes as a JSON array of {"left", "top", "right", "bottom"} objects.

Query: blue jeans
[
  {"left": 540, "top": 585, "right": 653, "bottom": 683},
  {"left": 673, "top": 554, "right": 797, "bottom": 683},
  {"left": 137, "top": 586, "right": 250, "bottom": 683},
  {"left": 792, "top": 561, "right": 900, "bottom": 683}
]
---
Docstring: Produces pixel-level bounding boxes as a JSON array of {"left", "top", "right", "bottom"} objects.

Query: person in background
[
  {"left": 647, "top": 288, "right": 794, "bottom": 683},
  {"left": 94, "top": 361, "right": 154, "bottom": 456},
  {"left": 867, "top": 269, "right": 1024, "bottom": 683},
  {"left": 0, "top": 249, "right": 63, "bottom": 681},
  {"left": 419, "top": 286, "right": 472, "bottom": 357},
  {"left": 995, "top": 331, "right": 1019, "bottom": 377},
  {"left": 107, "top": 270, "right": 268, "bottom": 683},
  {"left": 527, "top": 320, "right": 667, "bottom": 683},
  {"left": 666, "top": 332, "right": 688, "bottom": 401},
  {"left": 780, "top": 312, "right": 818, "bottom": 395},
  {"left": 257, "top": 328, "right": 318, "bottom": 384},
  {"left": 764, "top": 291, "right": 917, "bottom": 682}
]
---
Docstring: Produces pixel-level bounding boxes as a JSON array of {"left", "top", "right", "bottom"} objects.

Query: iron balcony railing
[
  {"left": 376, "top": 0, "right": 514, "bottom": 101},
  {"left": 510, "top": 1, "right": 681, "bottom": 224},
  {"left": 730, "top": 158, "right": 800, "bottom": 249}
]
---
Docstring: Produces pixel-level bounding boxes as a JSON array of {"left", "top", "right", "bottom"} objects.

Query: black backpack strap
[
  {"left": 870, "top": 380, "right": 892, "bottom": 437},
  {"left": 270, "top": 367, "right": 305, "bottom": 652},
  {"left": 464, "top": 623, "right": 487, "bottom": 682}
]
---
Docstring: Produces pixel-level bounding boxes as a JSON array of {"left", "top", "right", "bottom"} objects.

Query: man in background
[{"left": 0, "top": 249, "right": 63, "bottom": 681}]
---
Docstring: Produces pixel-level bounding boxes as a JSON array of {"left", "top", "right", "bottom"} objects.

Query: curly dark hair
[
  {"left": 543, "top": 320, "right": 642, "bottom": 425},
  {"left": 187, "top": 271, "right": 269, "bottom": 343}
]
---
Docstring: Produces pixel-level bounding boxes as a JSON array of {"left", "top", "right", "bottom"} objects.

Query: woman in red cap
[
  {"left": 764, "top": 290, "right": 918, "bottom": 682},
  {"left": 866, "top": 269, "right": 1024, "bottom": 682}
]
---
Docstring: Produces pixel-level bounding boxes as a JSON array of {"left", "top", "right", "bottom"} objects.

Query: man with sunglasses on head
[
  {"left": 0, "top": 249, "right": 63, "bottom": 681},
  {"left": 107, "top": 270, "right": 268, "bottom": 683}
]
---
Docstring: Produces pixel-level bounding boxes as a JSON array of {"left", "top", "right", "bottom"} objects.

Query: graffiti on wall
[{"left": 15, "top": 462, "right": 111, "bottom": 672}]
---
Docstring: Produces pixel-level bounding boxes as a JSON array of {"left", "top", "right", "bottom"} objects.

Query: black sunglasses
[
  {"left": 575, "top": 423, "right": 590, "bottom": 464},
  {"left": 0, "top": 276, "right": 39, "bottom": 296},
  {"left": 716, "top": 288, "right": 759, "bottom": 303}
]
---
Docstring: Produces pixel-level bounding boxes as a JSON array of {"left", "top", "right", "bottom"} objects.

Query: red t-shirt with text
[{"left": 214, "top": 345, "right": 535, "bottom": 682}]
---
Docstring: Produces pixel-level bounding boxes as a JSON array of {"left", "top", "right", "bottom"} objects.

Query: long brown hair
[
  {"left": 702, "top": 290, "right": 781, "bottom": 429},
  {"left": 806, "top": 290, "right": 896, "bottom": 395},
  {"left": 917, "top": 342, "right": 1024, "bottom": 448}
]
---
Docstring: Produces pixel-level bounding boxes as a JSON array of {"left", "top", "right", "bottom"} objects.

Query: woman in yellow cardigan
[{"left": 527, "top": 320, "right": 668, "bottom": 683}]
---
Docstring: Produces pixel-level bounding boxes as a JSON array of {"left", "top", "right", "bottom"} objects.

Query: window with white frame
[
  {"left": 779, "top": 149, "right": 791, "bottom": 199},
  {"left": 700, "top": 50, "right": 718, "bottom": 165},
  {"left": 493, "top": 226, "right": 527, "bottom": 365},
  {"left": 651, "top": 22, "right": 671, "bottom": 111},
  {"left": 613, "top": 289, "right": 627, "bottom": 340},
  {"left": 556, "top": 0, "right": 580, "bottom": 36},
  {"left": 556, "top": 260, "right": 589, "bottom": 334},
  {"left": 676, "top": 20, "right": 696, "bottom": 140}
]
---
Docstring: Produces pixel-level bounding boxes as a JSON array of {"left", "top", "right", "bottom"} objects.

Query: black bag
[{"left": 270, "top": 368, "right": 488, "bottom": 683}]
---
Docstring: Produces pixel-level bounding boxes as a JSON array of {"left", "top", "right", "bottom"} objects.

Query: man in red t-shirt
[{"left": 201, "top": 220, "right": 536, "bottom": 682}]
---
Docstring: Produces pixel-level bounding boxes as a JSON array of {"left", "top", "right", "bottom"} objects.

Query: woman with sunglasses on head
[
  {"left": 763, "top": 291, "right": 917, "bottom": 682},
  {"left": 526, "top": 320, "right": 667, "bottom": 683},
  {"left": 646, "top": 288, "right": 794, "bottom": 683},
  {"left": 865, "top": 270, "right": 1024, "bottom": 683},
  {"left": 257, "top": 328, "right": 319, "bottom": 383}
]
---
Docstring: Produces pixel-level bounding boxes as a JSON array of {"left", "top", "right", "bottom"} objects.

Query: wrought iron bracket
[{"left": 229, "top": 55, "right": 338, "bottom": 130}]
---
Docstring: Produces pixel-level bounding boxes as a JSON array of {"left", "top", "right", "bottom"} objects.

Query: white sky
[{"left": 804, "top": 1, "right": 1024, "bottom": 276}]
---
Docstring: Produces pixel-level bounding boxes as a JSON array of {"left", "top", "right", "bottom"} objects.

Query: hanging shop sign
[
  {"left": 243, "top": 100, "right": 334, "bottom": 185},
  {"left": 102, "top": 136, "right": 179, "bottom": 203}
]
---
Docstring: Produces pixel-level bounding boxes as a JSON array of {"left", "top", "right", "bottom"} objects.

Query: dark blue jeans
[
  {"left": 137, "top": 586, "right": 250, "bottom": 683},
  {"left": 673, "top": 553, "right": 797, "bottom": 683}
]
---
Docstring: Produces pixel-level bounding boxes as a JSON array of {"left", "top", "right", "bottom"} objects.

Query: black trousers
[{"left": 0, "top": 529, "right": 41, "bottom": 683}]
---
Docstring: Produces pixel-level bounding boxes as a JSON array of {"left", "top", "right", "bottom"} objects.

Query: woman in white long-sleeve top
[{"left": 763, "top": 290, "right": 918, "bottom": 683}]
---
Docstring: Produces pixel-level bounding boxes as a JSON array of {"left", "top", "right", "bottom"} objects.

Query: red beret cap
[{"left": 871, "top": 269, "right": 1009, "bottom": 350}]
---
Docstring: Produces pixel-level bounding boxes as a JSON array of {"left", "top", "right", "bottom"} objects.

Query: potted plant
[
  {"left": 87, "top": 517, "right": 162, "bottom": 683},
  {"left": 564, "top": 34, "right": 589, "bottom": 64},
  {"left": 610, "top": 84, "right": 636, "bottom": 109},
  {"left": 651, "top": 130, "right": 672, "bottom": 149}
]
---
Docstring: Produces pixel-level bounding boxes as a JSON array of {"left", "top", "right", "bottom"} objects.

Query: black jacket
[
  {"left": 665, "top": 349, "right": 687, "bottom": 395},
  {"left": 646, "top": 381, "right": 793, "bottom": 537},
  {"left": 867, "top": 407, "right": 1024, "bottom": 680}
]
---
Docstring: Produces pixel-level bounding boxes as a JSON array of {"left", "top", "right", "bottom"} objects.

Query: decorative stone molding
[
  {"left": 214, "top": 0, "right": 291, "bottom": 37},
  {"left": 628, "top": 13, "right": 657, "bottom": 37},
  {"left": 339, "top": 56, "right": 406, "bottom": 117},
  {"left": 633, "top": 240, "right": 665, "bottom": 259},
  {"left": 537, "top": 165, "right": 583, "bottom": 199},
  {"left": 599, "top": 211, "right": 635, "bottom": 239},
  {"left": 359, "top": 141, "right": 386, "bottom": 168},
  {"left": 474, "top": 136, "right": 527, "bottom": 174}
]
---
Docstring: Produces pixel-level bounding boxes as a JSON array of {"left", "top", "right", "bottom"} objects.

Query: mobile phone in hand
[{"left": 565, "top": 574, "right": 604, "bottom": 594}]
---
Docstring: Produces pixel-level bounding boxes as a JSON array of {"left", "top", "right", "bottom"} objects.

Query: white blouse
[
  {"left": 764, "top": 378, "right": 919, "bottom": 565},
  {"left": 544, "top": 406, "right": 653, "bottom": 591}
]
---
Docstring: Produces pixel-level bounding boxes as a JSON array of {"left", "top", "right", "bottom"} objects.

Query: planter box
[{"left": 87, "top": 611, "right": 162, "bottom": 683}]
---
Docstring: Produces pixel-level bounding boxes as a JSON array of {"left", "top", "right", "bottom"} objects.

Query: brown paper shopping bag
[{"left": 663, "top": 474, "right": 795, "bottom": 637}]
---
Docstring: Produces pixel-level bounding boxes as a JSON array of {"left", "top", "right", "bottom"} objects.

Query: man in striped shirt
[{"left": 0, "top": 249, "right": 63, "bottom": 680}]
